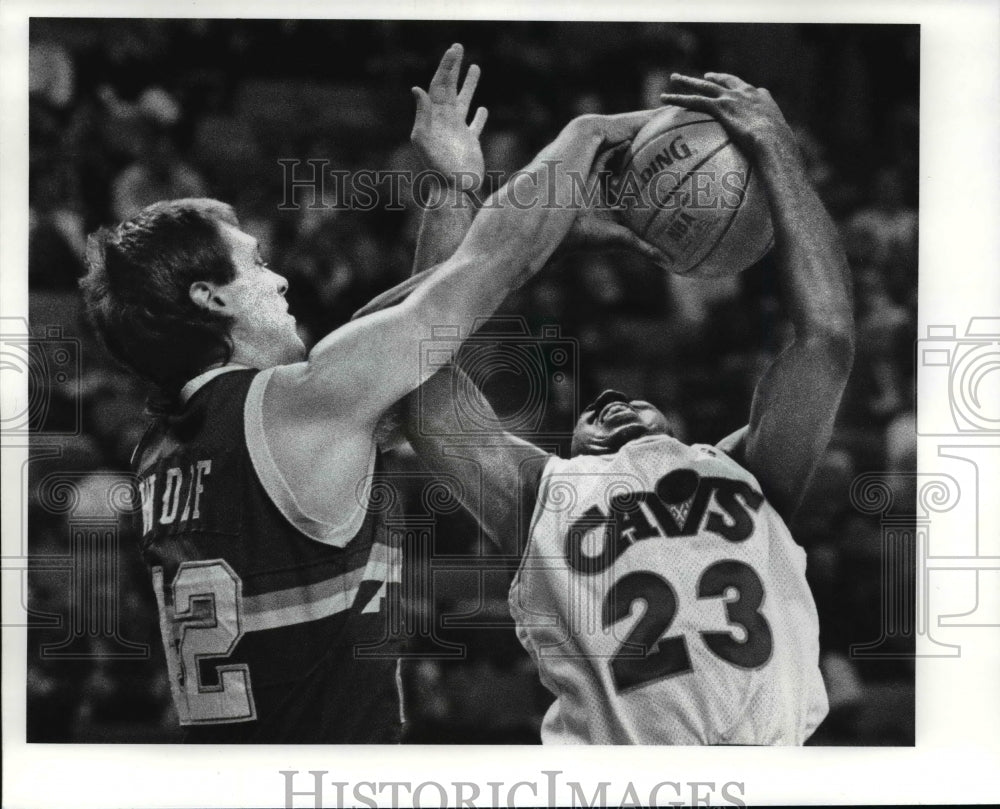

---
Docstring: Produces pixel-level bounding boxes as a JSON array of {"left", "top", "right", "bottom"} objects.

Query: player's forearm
[
  {"left": 412, "top": 184, "right": 477, "bottom": 276},
  {"left": 404, "top": 364, "right": 547, "bottom": 554},
  {"left": 740, "top": 138, "right": 855, "bottom": 520},
  {"left": 350, "top": 268, "right": 435, "bottom": 321},
  {"left": 303, "top": 118, "right": 604, "bottom": 418},
  {"left": 754, "top": 139, "right": 854, "bottom": 351},
  {"left": 352, "top": 119, "right": 601, "bottom": 326},
  {"left": 399, "top": 117, "right": 604, "bottom": 330}
]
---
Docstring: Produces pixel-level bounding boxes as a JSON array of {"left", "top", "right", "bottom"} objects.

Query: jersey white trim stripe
[
  {"left": 241, "top": 544, "right": 400, "bottom": 632},
  {"left": 243, "top": 367, "right": 375, "bottom": 547},
  {"left": 179, "top": 364, "right": 251, "bottom": 404}
]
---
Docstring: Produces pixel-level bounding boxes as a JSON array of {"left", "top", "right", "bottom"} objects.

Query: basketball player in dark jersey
[
  {"left": 363, "top": 72, "right": 855, "bottom": 744},
  {"left": 80, "top": 44, "right": 664, "bottom": 743}
]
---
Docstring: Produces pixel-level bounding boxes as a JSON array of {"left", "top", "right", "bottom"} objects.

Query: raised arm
[
  {"left": 353, "top": 45, "right": 551, "bottom": 554},
  {"left": 407, "top": 44, "right": 486, "bottom": 274},
  {"left": 662, "top": 73, "right": 855, "bottom": 523},
  {"left": 270, "top": 105, "right": 659, "bottom": 439}
]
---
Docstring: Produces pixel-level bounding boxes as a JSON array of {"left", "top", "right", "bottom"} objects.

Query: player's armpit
[
  {"left": 351, "top": 267, "right": 438, "bottom": 321},
  {"left": 715, "top": 424, "right": 749, "bottom": 462},
  {"left": 268, "top": 256, "right": 479, "bottom": 429}
]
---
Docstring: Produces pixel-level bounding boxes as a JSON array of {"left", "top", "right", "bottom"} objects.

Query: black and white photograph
[{"left": 3, "top": 2, "right": 999, "bottom": 807}]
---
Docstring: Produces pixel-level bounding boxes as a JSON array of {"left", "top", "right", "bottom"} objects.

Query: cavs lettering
[{"left": 566, "top": 468, "right": 765, "bottom": 575}]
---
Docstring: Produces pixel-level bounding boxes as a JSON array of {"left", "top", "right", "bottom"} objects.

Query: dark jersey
[{"left": 132, "top": 367, "right": 403, "bottom": 743}]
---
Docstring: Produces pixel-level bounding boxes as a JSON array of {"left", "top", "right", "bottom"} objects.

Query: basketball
[{"left": 618, "top": 106, "right": 773, "bottom": 277}]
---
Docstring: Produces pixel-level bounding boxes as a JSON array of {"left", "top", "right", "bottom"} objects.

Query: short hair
[{"left": 80, "top": 198, "right": 240, "bottom": 412}]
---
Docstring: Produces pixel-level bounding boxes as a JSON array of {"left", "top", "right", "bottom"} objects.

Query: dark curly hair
[{"left": 80, "top": 198, "right": 241, "bottom": 413}]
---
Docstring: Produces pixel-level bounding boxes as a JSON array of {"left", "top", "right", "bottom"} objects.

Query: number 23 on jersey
[{"left": 604, "top": 559, "right": 772, "bottom": 693}]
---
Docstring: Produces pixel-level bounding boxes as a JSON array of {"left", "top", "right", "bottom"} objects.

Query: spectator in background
[
  {"left": 26, "top": 20, "right": 920, "bottom": 746},
  {"left": 846, "top": 166, "right": 917, "bottom": 269},
  {"left": 108, "top": 89, "right": 207, "bottom": 221},
  {"left": 29, "top": 36, "right": 75, "bottom": 111},
  {"left": 29, "top": 161, "right": 88, "bottom": 289}
]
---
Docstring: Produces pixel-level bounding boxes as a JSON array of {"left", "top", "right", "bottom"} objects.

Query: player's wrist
[
  {"left": 421, "top": 174, "right": 482, "bottom": 209},
  {"left": 745, "top": 117, "right": 798, "bottom": 158},
  {"left": 751, "top": 129, "right": 806, "bottom": 184},
  {"left": 436, "top": 167, "right": 485, "bottom": 197}
]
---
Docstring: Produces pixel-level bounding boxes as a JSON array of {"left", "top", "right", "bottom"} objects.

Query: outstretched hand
[
  {"left": 659, "top": 72, "right": 795, "bottom": 155},
  {"left": 411, "top": 43, "right": 489, "bottom": 185}
]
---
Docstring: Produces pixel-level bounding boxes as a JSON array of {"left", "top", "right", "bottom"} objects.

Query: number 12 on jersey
[{"left": 152, "top": 560, "right": 257, "bottom": 724}]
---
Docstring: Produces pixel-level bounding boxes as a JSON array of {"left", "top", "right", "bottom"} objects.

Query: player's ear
[{"left": 189, "top": 281, "right": 226, "bottom": 312}]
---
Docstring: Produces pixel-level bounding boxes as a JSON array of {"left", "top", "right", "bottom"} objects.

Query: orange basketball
[{"left": 618, "top": 106, "right": 773, "bottom": 277}]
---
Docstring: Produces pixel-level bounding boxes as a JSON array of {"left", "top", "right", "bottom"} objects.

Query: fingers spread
[
  {"left": 703, "top": 72, "right": 749, "bottom": 90},
  {"left": 410, "top": 86, "right": 431, "bottom": 124},
  {"left": 430, "top": 43, "right": 463, "bottom": 93},
  {"left": 457, "top": 63, "right": 480, "bottom": 113},
  {"left": 469, "top": 106, "right": 489, "bottom": 136},
  {"left": 668, "top": 73, "right": 724, "bottom": 97},
  {"left": 659, "top": 93, "right": 716, "bottom": 114},
  {"left": 443, "top": 43, "right": 464, "bottom": 87}
]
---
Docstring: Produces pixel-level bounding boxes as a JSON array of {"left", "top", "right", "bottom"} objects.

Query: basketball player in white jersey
[{"left": 368, "top": 71, "right": 855, "bottom": 744}]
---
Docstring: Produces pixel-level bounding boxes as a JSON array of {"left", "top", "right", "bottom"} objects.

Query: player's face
[
  {"left": 571, "top": 389, "right": 672, "bottom": 457},
  {"left": 214, "top": 223, "right": 306, "bottom": 365}
]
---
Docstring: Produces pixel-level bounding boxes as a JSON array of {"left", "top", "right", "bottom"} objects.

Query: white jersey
[{"left": 509, "top": 434, "right": 828, "bottom": 745}]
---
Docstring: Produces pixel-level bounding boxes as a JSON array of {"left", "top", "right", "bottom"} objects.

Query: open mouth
[{"left": 600, "top": 401, "right": 637, "bottom": 424}]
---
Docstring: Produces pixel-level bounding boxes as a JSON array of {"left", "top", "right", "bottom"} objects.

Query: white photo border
[{"left": 3, "top": 0, "right": 999, "bottom": 806}]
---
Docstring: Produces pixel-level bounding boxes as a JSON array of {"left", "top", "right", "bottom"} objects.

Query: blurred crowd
[{"left": 27, "top": 20, "right": 918, "bottom": 744}]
